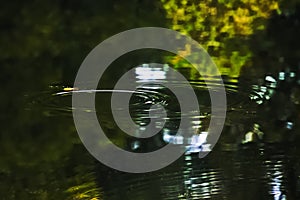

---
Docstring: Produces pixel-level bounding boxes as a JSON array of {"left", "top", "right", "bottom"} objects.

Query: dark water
[
  {"left": 99, "top": 146, "right": 299, "bottom": 200},
  {"left": 2, "top": 1, "right": 300, "bottom": 200},
  {"left": 38, "top": 64, "right": 300, "bottom": 200}
]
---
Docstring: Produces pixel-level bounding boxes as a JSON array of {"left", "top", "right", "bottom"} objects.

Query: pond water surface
[{"left": 2, "top": 1, "right": 300, "bottom": 200}]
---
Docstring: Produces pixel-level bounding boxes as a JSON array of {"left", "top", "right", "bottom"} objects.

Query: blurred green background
[{"left": 1, "top": 0, "right": 300, "bottom": 199}]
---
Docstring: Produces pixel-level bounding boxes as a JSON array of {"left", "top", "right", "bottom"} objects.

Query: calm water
[
  {"left": 2, "top": 1, "right": 300, "bottom": 200},
  {"left": 99, "top": 146, "right": 299, "bottom": 200}
]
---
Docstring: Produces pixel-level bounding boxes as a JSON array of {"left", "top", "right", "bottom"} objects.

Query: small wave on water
[
  {"left": 26, "top": 62, "right": 300, "bottom": 152},
  {"left": 24, "top": 67, "right": 300, "bottom": 199},
  {"left": 28, "top": 75, "right": 248, "bottom": 116}
]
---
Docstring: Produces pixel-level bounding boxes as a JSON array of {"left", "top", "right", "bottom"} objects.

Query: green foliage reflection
[{"left": 161, "top": 0, "right": 281, "bottom": 77}]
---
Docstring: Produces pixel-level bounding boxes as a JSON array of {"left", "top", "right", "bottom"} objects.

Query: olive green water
[{"left": 1, "top": 1, "right": 300, "bottom": 200}]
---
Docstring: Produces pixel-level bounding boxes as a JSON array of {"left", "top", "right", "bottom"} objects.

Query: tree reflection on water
[{"left": 1, "top": 0, "right": 300, "bottom": 199}]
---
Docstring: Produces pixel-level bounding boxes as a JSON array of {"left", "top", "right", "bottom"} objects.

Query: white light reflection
[
  {"left": 279, "top": 72, "right": 285, "bottom": 80},
  {"left": 182, "top": 163, "right": 223, "bottom": 200},
  {"left": 135, "top": 63, "right": 168, "bottom": 81},
  {"left": 265, "top": 75, "right": 277, "bottom": 85},
  {"left": 162, "top": 129, "right": 184, "bottom": 145},
  {"left": 290, "top": 72, "right": 296, "bottom": 78},
  {"left": 286, "top": 121, "right": 293, "bottom": 130},
  {"left": 162, "top": 129, "right": 211, "bottom": 154},
  {"left": 186, "top": 132, "right": 210, "bottom": 154},
  {"left": 264, "top": 158, "right": 286, "bottom": 200}
]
